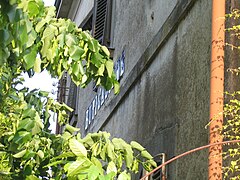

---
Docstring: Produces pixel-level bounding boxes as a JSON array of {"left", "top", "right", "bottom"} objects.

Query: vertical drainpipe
[{"left": 209, "top": 0, "right": 225, "bottom": 179}]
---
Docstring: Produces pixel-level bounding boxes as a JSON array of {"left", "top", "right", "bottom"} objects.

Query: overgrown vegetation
[
  {"left": 0, "top": 0, "right": 156, "bottom": 179},
  {"left": 223, "top": 8, "right": 240, "bottom": 179}
]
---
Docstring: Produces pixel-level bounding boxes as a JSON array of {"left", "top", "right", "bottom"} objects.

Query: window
[{"left": 92, "top": 0, "right": 112, "bottom": 46}]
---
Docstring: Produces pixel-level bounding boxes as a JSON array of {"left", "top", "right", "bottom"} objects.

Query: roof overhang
[{"left": 54, "top": 0, "right": 74, "bottom": 18}]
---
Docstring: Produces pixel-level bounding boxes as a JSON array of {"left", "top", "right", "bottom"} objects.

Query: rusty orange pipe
[
  {"left": 209, "top": 0, "right": 225, "bottom": 179},
  {"left": 140, "top": 140, "right": 240, "bottom": 180}
]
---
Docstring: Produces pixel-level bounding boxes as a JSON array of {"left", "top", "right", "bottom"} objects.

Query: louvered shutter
[{"left": 92, "top": 0, "right": 112, "bottom": 46}]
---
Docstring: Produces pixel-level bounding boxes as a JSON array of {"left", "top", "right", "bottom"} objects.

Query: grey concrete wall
[
  {"left": 74, "top": 0, "right": 212, "bottom": 179},
  {"left": 174, "top": 0, "right": 212, "bottom": 178},
  {"left": 111, "top": 0, "right": 178, "bottom": 83}
]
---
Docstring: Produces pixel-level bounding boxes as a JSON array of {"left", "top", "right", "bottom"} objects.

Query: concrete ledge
[{"left": 88, "top": 0, "right": 197, "bottom": 133}]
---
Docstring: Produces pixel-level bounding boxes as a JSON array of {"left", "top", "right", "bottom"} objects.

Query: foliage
[
  {"left": 223, "top": 92, "right": 240, "bottom": 179},
  {"left": 0, "top": 0, "right": 156, "bottom": 179},
  {"left": 223, "top": 8, "right": 240, "bottom": 179}
]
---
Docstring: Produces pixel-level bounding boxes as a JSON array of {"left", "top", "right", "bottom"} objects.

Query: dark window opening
[{"left": 80, "top": 13, "right": 93, "bottom": 31}]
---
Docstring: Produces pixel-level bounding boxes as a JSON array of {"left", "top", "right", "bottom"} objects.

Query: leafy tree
[{"left": 0, "top": 0, "right": 156, "bottom": 179}]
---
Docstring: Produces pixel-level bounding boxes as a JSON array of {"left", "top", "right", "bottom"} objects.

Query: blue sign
[{"left": 84, "top": 50, "right": 125, "bottom": 130}]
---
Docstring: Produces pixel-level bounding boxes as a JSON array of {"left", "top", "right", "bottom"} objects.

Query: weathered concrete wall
[
  {"left": 103, "top": 34, "right": 179, "bottom": 179},
  {"left": 71, "top": 0, "right": 212, "bottom": 179},
  {"left": 101, "top": 0, "right": 211, "bottom": 179},
  {"left": 111, "top": 0, "right": 178, "bottom": 83},
  {"left": 174, "top": 0, "right": 212, "bottom": 178}
]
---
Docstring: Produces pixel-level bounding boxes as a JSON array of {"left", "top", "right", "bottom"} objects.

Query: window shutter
[
  {"left": 66, "top": 81, "right": 77, "bottom": 118},
  {"left": 92, "top": 0, "right": 112, "bottom": 46}
]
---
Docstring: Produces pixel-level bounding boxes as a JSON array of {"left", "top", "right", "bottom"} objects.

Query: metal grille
[
  {"left": 151, "top": 161, "right": 162, "bottom": 180},
  {"left": 141, "top": 153, "right": 167, "bottom": 180}
]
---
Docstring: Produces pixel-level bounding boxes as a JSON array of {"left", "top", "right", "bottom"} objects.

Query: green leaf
[
  {"left": 88, "top": 39, "right": 99, "bottom": 52},
  {"left": 13, "top": 131, "right": 32, "bottom": 144},
  {"left": 22, "top": 108, "right": 36, "bottom": 119},
  {"left": 131, "top": 159, "right": 139, "bottom": 173},
  {"left": 88, "top": 165, "right": 100, "bottom": 180},
  {"left": 130, "top": 141, "right": 145, "bottom": 151},
  {"left": 39, "top": 90, "right": 49, "bottom": 97},
  {"left": 18, "top": 118, "right": 35, "bottom": 131},
  {"left": 41, "top": 39, "right": 51, "bottom": 58},
  {"left": 97, "top": 64, "right": 105, "bottom": 76},
  {"left": 0, "top": 143, "right": 4, "bottom": 148},
  {"left": 65, "top": 159, "right": 88, "bottom": 177},
  {"left": 91, "top": 142, "right": 100, "bottom": 157},
  {"left": 106, "top": 142, "right": 115, "bottom": 160},
  {"left": 79, "top": 62, "right": 85, "bottom": 75},
  {"left": 37, "top": 150, "right": 44, "bottom": 159},
  {"left": 26, "top": 30, "right": 37, "bottom": 48},
  {"left": 23, "top": 48, "right": 37, "bottom": 70},
  {"left": 26, "top": 175, "right": 40, "bottom": 180},
  {"left": 82, "top": 74, "right": 88, "bottom": 84},
  {"left": 52, "top": 152, "right": 75, "bottom": 161},
  {"left": 0, "top": 30, "right": 11, "bottom": 45},
  {"left": 7, "top": 6, "right": 16, "bottom": 22},
  {"left": 125, "top": 150, "right": 133, "bottom": 168},
  {"left": 99, "top": 172, "right": 116, "bottom": 180},
  {"left": 45, "top": 160, "right": 66, "bottom": 168},
  {"left": 13, "top": 149, "right": 27, "bottom": 158},
  {"left": 91, "top": 52, "right": 104, "bottom": 68},
  {"left": 57, "top": 33, "right": 65, "bottom": 48},
  {"left": 116, "top": 154, "right": 123, "bottom": 169},
  {"left": 0, "top": 47, "right": 10, "bottom": 65},
  {"left": 23, "top": 150, "right": 35, "bottom": 160},
  {"left": 19, "top": 21, "right": 28, "bottom": 45},
  {"left": 62, "top": 103, "right": 74, "bottom": 112},
  {"left": 114, "top": 81, "right": 120, "bottom": 94},
  {"left": 69, "top": 138, "right": 87, "bottom": 157},
  {"left": 106, "top": 161, "right": 117, "bottom": 174},
  {"left": 66, "top": 34, "right": 77, "bottom": 47},
  {"left": 147, "top": 159, "right": 157, "bottom": 167},
  {"left": 36, "top": 19, "right": 47, "bottom": 33},
  {"left": 141, "top": 150, "right": 153, "bottom": 160},
  {"left": 101, "top": 46, "right": 110, "bottom": 57},
  {"left": 65, "top": 124, "right": 80, "bottom": 134},
  {"left": 32, "top": 113, "right": 43, "bottom": 135},
  {"left": 91, "top": 157, "right": 103, "bottom": 175},
  {"left": 104, "top": 77, "right": 113, "bottom": 90},
  {"left": 72, "top": 62, "right": 80, "bottom": 77},
  {"left": 118, "top": 171, "right": 130, "bottom": 180},
  {"left": 9, "top": 0, "right": 17, "bottom": 5},
  {"left": 34, "top": 57, "right": 41, "bottom": 73},
  {"left": 28, "top": 1, "right": 39, "bottom": 17},
  {"left": 112, "top": 138, "right": 127, "bottom": 150},
  {"left": 81, "top": 31, "right": 91, "bottom": 42},
  {"left": 82, "top": 134, "right": 94, "bottom": 146},
  {"left": 105, "top": 60, "right": 113, "bottom": 77},
  {"left": 42, "top": 24, "right": 56, "bottom": 40},
  {"left": 69, "top": 46, "right": 84, "bottom": 60},
  {"left": 62, "top": 131, "right": 72, "bottom": 140}
]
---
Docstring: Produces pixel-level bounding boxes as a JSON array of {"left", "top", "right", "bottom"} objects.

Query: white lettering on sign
[{"left": 84, "top": 50, "right": 125, "bottom": 130}]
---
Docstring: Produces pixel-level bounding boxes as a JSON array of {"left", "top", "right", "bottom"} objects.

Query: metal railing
[{"left": 140, "top": 140, "right": 240, "bottom": 180}]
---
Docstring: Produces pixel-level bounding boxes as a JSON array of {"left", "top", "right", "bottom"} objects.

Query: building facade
[{"left": 55, "top": 0, "right": 232, "bottom": 179}]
